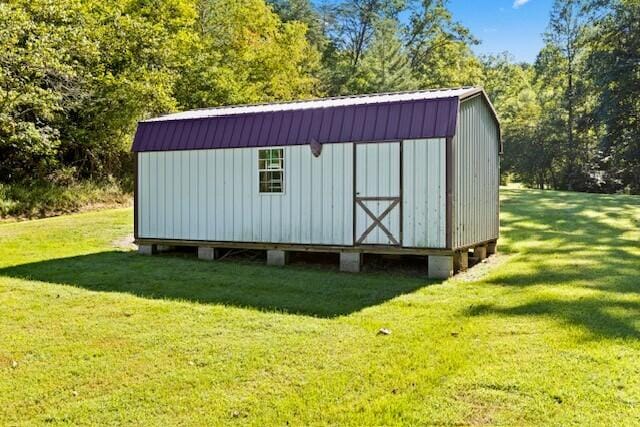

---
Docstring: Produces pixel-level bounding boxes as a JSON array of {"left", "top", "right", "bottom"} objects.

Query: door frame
[{"left": 352, "top": 141, "right": 403, "bottom": 247}]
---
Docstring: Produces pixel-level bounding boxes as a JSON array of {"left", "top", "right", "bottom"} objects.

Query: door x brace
[{"left": 356, "top": 196, "right": 400, "bottom": 245}]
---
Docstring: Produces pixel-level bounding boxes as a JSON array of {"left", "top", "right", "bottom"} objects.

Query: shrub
[{"left": 0, "top": 181, "right": 131, "bottom": 219}]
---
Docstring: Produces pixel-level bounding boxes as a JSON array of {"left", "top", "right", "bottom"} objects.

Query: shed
[{"left": 132, "top": 87, "right": 501, "bottom": 278}]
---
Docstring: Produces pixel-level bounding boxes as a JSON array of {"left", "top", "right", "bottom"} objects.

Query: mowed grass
[{"left": 1, "top": 189, "right": 639, "bottom": 425}]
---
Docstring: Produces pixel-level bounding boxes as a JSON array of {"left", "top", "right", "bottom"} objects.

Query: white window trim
[{"left": 257, "top": 147, "right": 285, "bottom": 195}]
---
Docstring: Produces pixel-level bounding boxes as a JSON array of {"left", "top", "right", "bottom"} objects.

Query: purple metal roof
[{"left": 132, "top": 93, "right": 464, "bottom": 152}]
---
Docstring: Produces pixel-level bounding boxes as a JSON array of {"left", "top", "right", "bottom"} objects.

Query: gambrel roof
[{"left": 132, "top": 87, "right": 499, "bottom": 152}]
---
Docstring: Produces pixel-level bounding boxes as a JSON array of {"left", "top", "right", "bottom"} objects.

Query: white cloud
[{"left": 513, "top": 0, "right": 532, "bottom": 8}]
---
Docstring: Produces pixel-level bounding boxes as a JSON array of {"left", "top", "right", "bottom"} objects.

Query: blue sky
[
  {"left": 448, "top": 0, "right": 553, "bottom": 63},
  {"left": 318, "top": 0, "right": 553, "bottom": 63}
]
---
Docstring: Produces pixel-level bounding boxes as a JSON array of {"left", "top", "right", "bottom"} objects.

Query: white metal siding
[
  {"left": 402, "top": 139, "right": 447, "bottom": 248},
  {"left": 139, "top": 138, "right": 450, "bottom": 249},
  {"left": 355, "top": 142, "right": 401, "bottom": 245},
  {"left": 138, "top": 143, "right": 354, "bottom": 245},
  {"left": 453, "top": 96, "right": 500, "bottom": 248}
]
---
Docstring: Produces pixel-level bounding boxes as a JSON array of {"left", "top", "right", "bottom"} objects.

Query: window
[{"left": 258, "top": 148, "right": 284, "bottom": 193}]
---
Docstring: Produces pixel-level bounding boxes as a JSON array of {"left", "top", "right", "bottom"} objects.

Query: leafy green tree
[
  {"left": 67, "top": 0, "right": 195, "bottom": 179},
  {"left": 0, "top": 0, "right": 196, "bottom": 182},
  {"left": 1, "top": 0, "right": 638, "bottom": 197},
  {"left": 585, "top": 0, "right": 640, "bottom": 193},
  {"left": 1, "top": 0, "right": 320, "bottom": 184},
  {"left": 542, "top": 0, "right": 591, "bottom": 190},
  {"left": 333, "top": 0, "right": 405, "bottom": 70},
  {"left": 349, "top": 19, "right": 416, "bottom": 93},
  {"left": 323, "top": 0, "right": 406, "bottom": 94},
  {"left": 0, "top": 1, "right": 85, "bottom": 181},
  {"left": 407, "top": 0, "right": 482, "bottom": 88},
  {"left": 267, "top": 0, "right": 326, "bottom": 49},
  {"left": 482, "top": 54, "right": 546, "bottom": 187},
  {"left": 174, "top": 0, "right": 319, "bottom": 108}
]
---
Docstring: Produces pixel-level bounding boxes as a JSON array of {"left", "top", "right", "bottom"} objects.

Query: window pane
[{"left": 258, "top": 149, "right": 284, "bottom": 193}]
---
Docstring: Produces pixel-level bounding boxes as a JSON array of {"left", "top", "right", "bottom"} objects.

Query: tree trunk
[{"left": 567, "top": 59, "right": 575, "bottom": 191}]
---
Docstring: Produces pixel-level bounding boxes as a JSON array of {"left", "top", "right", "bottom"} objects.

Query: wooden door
[{"left": 354, "top": 142, "right": 402, "bottom": 246}]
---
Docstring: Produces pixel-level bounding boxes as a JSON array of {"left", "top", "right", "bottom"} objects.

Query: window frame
[{"left": 257, "top": 147, "right": 285, "bottom": 195}]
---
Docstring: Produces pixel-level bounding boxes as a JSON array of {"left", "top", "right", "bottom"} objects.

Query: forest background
[{"left": 1, "top": 0, "right": 638, "bottom": 216}]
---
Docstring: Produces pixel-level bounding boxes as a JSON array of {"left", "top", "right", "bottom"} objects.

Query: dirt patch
[
  {"left": 456, "top": 391, "right": 500, "bottom": 426},
  {"left": 456, "top": 382, "right": 524, "bottom": 426},
  {"left": 455, "top": 253, "right": 512, "bottom": 283},
  {"left": 112, "top": 233, "right": 136, "bottom": 250}
]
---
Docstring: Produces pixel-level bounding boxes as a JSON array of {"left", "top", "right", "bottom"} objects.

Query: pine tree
[{"left": 354, "top": 19, "right": 416, "bottom": 93}]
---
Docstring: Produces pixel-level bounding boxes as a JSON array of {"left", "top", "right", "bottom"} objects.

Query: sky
[
  {"left": 318, "top": 0, "right": 554, "bottom": 63},
  {"left": 448, "top": 0, "right": 554, "bottom": 63}
]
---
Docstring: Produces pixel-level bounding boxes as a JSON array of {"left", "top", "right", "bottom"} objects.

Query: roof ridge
[
  {"left": 187, "top": 86, "right": 478, "bottom": 111},
  {"left": 143, "top": 87, "right": 481, "bottom": 123}
]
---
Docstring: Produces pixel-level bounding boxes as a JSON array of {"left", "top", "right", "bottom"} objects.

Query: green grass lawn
[{"left": 1, "top": 188, "right": 639, "bottom": 425}]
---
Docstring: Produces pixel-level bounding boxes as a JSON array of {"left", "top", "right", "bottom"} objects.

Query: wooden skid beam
[{"left": 135, "top": 238, "right": 455, "bottom": 257}]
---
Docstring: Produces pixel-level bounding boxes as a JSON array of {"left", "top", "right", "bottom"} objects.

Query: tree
[
  {"left": 585, "top": 0, "right": 640, "bottom": 193},
  {"left": 0, "top": 0, "right": 197, "bottom": 182},
  {"left": 1, "top": 0, "right": 322, "bottom": 184},
  {"left": 349, "top": 19, "right": 416, "bottom": 93},
  {"left": 407, "top": 0, "right": 482, "bottom": 88},
  {"left": 267, "top": 0, "right": 326, "bottom": 49},
  {"left": 3, "top": 0, "right": 637, "bottom": 196},
  {"left": 0, "top": 0, "right": 86, "bottom": 181},
  {"left": 543, "top": 0, "right": 590, "bottom": 190},
  {"left": 67, "top": 0, "right": 195, "bottom": 179},
  {"left": 333, "top": 0, "right": 404, "bottom": 70},
  {"left": 322, "top": 0, "right": 405, "bottom": 94},
  {"left": 482, "top": 54, "right": 546, "bottom": 187},
  {"left": 174, "top": 0, "right": 319, "bottom": 108}
]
